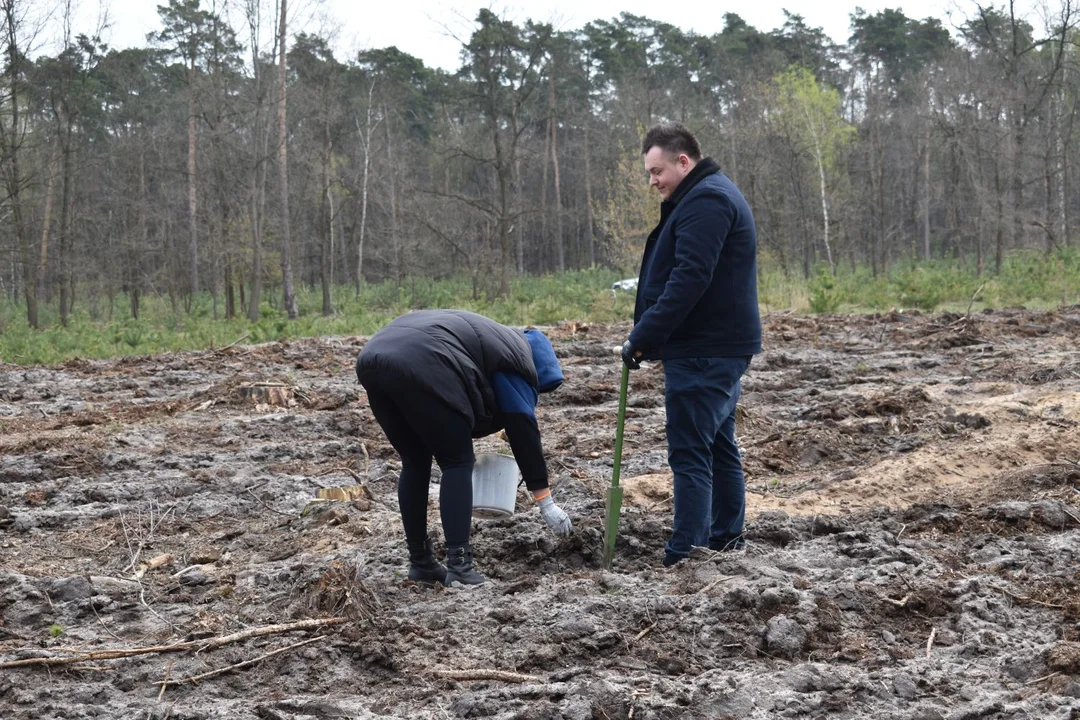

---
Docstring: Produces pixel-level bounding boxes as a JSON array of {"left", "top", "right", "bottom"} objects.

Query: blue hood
[{"left": 524, "top": 329, "right": 564, "bottom": 393}]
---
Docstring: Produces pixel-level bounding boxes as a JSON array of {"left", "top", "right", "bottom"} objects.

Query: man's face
[{"left": 644, "top": 146, "right": 693, "bottom": 201}]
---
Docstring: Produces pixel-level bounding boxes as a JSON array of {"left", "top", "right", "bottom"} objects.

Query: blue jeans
[{"left": 663, "top": 356, "right": 751, "bottom": 560}]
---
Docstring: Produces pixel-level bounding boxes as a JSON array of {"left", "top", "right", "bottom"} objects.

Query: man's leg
[
  {"left": 664, "top": 357, "right": 749, "bottom": 564},
  {"left": 709, "top": 370, "right": 746, "bottom": 550},
  {"left": 663, "top": 359, "right": 721, "bottom": 563}
]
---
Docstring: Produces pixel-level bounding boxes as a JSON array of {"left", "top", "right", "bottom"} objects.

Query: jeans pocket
[{"left": 686, "top": 357, "right": 714, "bottom": 372}]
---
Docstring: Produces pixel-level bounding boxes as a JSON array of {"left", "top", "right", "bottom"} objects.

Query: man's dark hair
[{"left": 641, "top": 122, "right": 702, "bottom": 161}]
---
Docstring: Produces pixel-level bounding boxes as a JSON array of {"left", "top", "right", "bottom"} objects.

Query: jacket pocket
[{"left": 640, "top": 282, "right": 665, "bottom": 302}]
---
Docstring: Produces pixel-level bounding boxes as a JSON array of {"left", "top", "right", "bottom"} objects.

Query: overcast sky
[{"left": 67, "top": 0, "right": 1032, "bottom": 70}]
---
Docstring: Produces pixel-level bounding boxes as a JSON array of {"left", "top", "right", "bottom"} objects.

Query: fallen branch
[
  {"left": 698, "top": 575, "right": 736, "bottom": 595},
  {"left": 0, "top": 617, "right": 346, "bottom": 669},
  {"left": 645, "top": 495, "right": 673, "bottom": 512},
  {"left": 217, "top": 333, "right": 251, "bottom": 353},
  {"left": 963, "top": 283, "right": 986, "bottom": 318},
  {"left": 925, "top": 627, "right": 937, "bottom": 658},
  {"left": 881, "top": 593, "right": 911, "bottom": 608},
  {"left": 245, "top": 488, "right": 295, "bottom": 518},
  {"left": 1025, "top": 671, "right": 1060, "bottom": 686},
  {"left": 316, "top": 466, "right": 365, "bottom": 482},
  {"left": 746, "top": 432, "right": 782, "bottom": 448},
  {"left": 996, "top": 587, "right": 1066, "bottom": 609},
  {"left": 632, "top": 622, "right": 657, "bottom": 642},
  {"left": 154, "top": 636, "right": 327, "bottom": 687},
  {"left": 433, "top": 669, "right": 540, "bottom": 684},
  {"left": 157, "top": 660, "right": 173, "bottom": 702}
]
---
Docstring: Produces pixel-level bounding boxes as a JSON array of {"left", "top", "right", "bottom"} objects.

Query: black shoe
[
  {"left": 662, "top": 552, "right": 686, "bottom": 567},
  {"left": 407, "top": 539, "right": 448, "bottom": 584},
  {"left": 444, "top": 544, "right": 486, "bottom": 585}
]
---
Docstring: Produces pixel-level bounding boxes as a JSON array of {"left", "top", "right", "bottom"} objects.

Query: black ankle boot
[
  {"left": 407, "top": 540, "right": 447, "bottom": 584},
  {"left": 444, "top": 544, "right": 486, "bottom": 585}
]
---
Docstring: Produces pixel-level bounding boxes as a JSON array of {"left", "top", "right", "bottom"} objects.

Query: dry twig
[
  {"left": 433, "top": 669, "right": 540, "bottom": 684},
  {"left": 1025, "top": 671, "right": 1061, "bottom": 686},
  {"left": 0, "top": 618, "right": 346, "bottom": 669},
  {"left": 632, "top": 622, "right": 657, "bottom": 642},
  {"left": 120, "top": 502, "right": 176, "bottom": 575},
  {"left": 154, "top": 636, "right": 327, "bottom": 687},
  {"left": 925, "top": 627, "right": 937, "bottom": 658},
  {"left": 882, "top": 593, "right": 911, "bottom": 608},
  {"left": 157, "top": 660, "right": 173, "bottom": 701},
  {"left": 996, "top": 587, "right": 1066, "bottom": 609},
  {"left": 216, "top": 333, "right": 251, "bottom": 353},
  {"left": 316, "top": 465, "right": 365, "bottom": 482},
  {"left": 245, "top": 488, "right": 294, "bottom": 517},
  {"left": 698, "top": 575, "right": 736, "bottom": 595}
]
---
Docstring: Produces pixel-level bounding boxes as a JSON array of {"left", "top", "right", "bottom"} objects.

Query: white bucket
[{"left": 471, "top": 453, "right": 520, "bottom": 518}]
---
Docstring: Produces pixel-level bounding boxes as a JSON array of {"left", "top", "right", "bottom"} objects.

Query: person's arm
[
  {"left": 492, "top": 372, "right": 572, "bottom": 535},
  {"left": 629, "top": 191, "right": 734, "bottom": 353},
  {"left": 491, "top": 371, "right": 546, "bottom": 490}
]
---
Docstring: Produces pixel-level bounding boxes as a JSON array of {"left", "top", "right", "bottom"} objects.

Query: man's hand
[
  {"left": 536, "top": 495, "right": 572, "bottom": 536},
  {"left": 621, "top": 340, "right": 641, "bottom": 370}
]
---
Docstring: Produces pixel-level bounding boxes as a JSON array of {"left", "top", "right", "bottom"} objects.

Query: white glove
[{"left": 537, "top": 495, "right": 572, "bottom": 536}]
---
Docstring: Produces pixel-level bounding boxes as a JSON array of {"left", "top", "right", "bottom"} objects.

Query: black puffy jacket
[{"left": 355, "top": 310, "right": 537, "bottom": 438}]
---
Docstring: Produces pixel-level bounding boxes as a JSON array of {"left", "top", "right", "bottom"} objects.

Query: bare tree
[
  {"left": 1, "top": 0, "right": 37, "bottom": 326},
  {"left": 277, "top": 0, "right": 298, "bottom": 318}
]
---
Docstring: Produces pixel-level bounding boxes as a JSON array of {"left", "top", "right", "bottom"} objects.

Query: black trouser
[{"left": 360, "top": 378, "right": 475, "bottom": 547}]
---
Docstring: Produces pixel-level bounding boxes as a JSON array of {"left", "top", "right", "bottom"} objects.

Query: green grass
[
  {"left": 2, "top": 250, "right": 1077, "bottom": 365},
  {"left": 0, "top": 267, "right": 631, "bottom": 365},
  {"left": 759, "top": 249, "right": 1080, "bottom": 314}
]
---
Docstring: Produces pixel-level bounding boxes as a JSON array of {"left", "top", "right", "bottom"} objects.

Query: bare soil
[{"left": 2, "top": 307, "right": 1080, "bottom": 720}]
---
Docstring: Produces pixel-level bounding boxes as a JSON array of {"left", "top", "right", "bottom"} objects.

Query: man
[
  {"left": 356, "top": 310, "right": 572, "bottom": 586},
  {"left": 622, "top": 122, "right": 762, "bottom": 567}
]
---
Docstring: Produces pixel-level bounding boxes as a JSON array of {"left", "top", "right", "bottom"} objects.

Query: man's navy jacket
[{"left": 629, "top": 157, "right": 762, "bottom": 360}]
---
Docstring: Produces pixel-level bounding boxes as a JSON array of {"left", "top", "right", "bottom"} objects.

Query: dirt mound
[{"left": 2, "top": 310, "right": 1079, "bottom": 719}]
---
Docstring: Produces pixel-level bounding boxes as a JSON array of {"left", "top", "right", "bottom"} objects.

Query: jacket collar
[{"left": 663, "top": 156, "right": 721, "bottom": 209}]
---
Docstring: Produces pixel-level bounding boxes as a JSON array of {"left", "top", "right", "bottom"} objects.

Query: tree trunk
[
  {"left": 187, "top": 66, "right": 199, "bottom": 298},
  {"left": 583, "top": 116, "right": 595, "bottom": 267},
  {"left": 278, "top": 0, "right": 298, "bottom": 319},
  {"left": 38, "top": 136, "right": 60, "bottom": 305},
  {"left": 490, "top": 107, "right": 511, "bottom": 297},
  {"left": 1011, "top": 118, "right": 1024, "bottom": 251},
  {"left": 2, "top": 0, "right": 35, "bottom": 328},
  {"left": 498, "top": 183, "right": 511, "bottom": 297},
  {"left": 247, "top": 132, "right": 265, "bottom": 321},
  {"left": 867, "top": 113, "right": 881, "bottom": 277},
  {"left": 549, "top": 75, "right": 564, "bottom": 272},
  {"left": 947, "top": 142, "right": 961, "bottom": 259},
  {"left": 245, "top": 0, "right": 264, "bottom": 322},
  {"left": 58, "top": 125, "right": 74, "bottom": 325},
  {"left": 320, "top": 122, "right": 332, "bottom": 316},
  {"left": 220, "top": 175, "right": 233, "bottom": 319},
  {"left": 539, "top": 113, "right": 550, "bottom": 273},
  {"left": 133, "top": 142, "right": 147, "bottom": 320},
  {"left": 384, "top": 104, "right": 401, "bottom": 284},
  {"left": 994, "top": 162, "right": 1004, "bottom": 275},
  {"left": 922, "top": 120, "right": 931, "bottom": 260},
  {"left": 804, "top": 106, "right": 833, "bottom": 275},
  {"left": 514, "top": 157, "right": 524, "bottom": 274},
  {"left": 1057, "top": 74, "right": 1070, "bottom": 246},
  {"left": 355, "top": 80, "right": 375, "bottom": 293}
]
